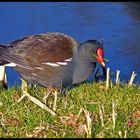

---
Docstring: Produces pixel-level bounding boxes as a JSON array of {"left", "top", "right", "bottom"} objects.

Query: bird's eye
[
  {"left": 92, "top": 50, "right": 96, "bottom": 55},
  {"left": 90, "top": 50, "right": 97, "bottom": 58}
]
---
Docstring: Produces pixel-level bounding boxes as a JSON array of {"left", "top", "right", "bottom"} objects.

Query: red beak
[{"left": 97, "top": 48, "right": 105, "bottom": 67}]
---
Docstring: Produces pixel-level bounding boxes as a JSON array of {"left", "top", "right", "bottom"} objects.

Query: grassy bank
[{"left": 0, "top": 82, "right": 140, "bottom": 138}]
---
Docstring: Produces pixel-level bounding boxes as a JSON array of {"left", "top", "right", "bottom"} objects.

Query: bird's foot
[
  {"left": 43, "top": 86, "right": 60, "bottom": 111},
  {"left": 17, "top": 78, "right": 28, "bottom": 103}
]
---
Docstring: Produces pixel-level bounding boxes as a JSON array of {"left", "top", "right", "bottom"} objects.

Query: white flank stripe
[
  {"left": 42, "top": 59, "right": 72, "bottom": 67},
  {"left": 42, "top": 62, "right": 60, "bottom": 67},
  {"left": 34, "top": 67, "right": 45, "bottom": 70},
  {"left": 56, "top": 62, "right": 67, "bottom": 65},
  {"left": 64, "top": 58, "right": 72, "bottom": 62},
  {"left": 4, "top": 63, "right": 16, "bottom": 67},
  {"left": 32, "top": 73, "right": 37, "bottom": 76},
  {"left": 0, "top": 66, "right": 5, "bottom": 81}
]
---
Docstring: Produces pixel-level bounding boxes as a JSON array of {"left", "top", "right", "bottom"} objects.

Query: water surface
[{"left": 0, "top": 2, "right": 140, "bottom": 86}]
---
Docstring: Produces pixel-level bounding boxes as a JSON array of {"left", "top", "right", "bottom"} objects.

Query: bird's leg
[
  {"left": 0, "top": 66, "right": 8, "bottom": 89},
  {"left": 52, "top": 89, "right": 59, "bottom": 111},
  {"left": 43, "top": 86, "right": 59, "bottom": 111},
  {"left": 43, "top": 86, "right": 52, "bottom": 104},
  {"left": 17, "top": 78, "right": 28, "bottom": 103},
  {"left": 21, "top": 78, "right": 28, "bottom": 92},
  {"left": 18, "top": 80, "right": 56, "bottom": 116}
]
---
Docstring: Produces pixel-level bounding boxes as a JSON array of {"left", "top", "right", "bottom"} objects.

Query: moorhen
[{"left": 0, "top": 32, "right": 106, "bottom": 88}]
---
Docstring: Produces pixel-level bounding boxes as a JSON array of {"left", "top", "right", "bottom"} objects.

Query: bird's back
[{"left": 6, "top": 32, "right": 79, "bottom": 87}]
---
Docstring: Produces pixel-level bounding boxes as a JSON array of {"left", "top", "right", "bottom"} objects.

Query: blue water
[{"left": 0, "top": 2, "right": 140, "bottom": 86}]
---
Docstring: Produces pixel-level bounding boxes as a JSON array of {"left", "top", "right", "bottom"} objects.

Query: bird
[{"left": 0, "top": 32, "right": 106, "bottom": 89}]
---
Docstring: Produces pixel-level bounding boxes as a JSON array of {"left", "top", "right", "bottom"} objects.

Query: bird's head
[
  {"left": 78, "top": 39, "right": 107, "bottom": 78},
  {"left": 73, "top": 39, "right": 107, "bottom": 84},
  {"left": 78, "top": 40, "right": 106, "bottom": 67}
]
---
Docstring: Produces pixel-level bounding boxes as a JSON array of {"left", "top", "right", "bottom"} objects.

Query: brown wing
[
  {"left": 5, "top": 32, "right": 79, "bottom": 86},
  {"left": 8, "top": 32, "right": 79, "bottom": 68}
]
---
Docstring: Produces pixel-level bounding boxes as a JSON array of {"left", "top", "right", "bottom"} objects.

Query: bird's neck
[{"left": 72, "top": 57, "right": 96, "bottom": 84}]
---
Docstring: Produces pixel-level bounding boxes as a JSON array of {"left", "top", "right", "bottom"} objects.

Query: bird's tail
[
  {"left": 0, "top": 44, "right": 8, "bottom": 89},
  {"left": 0, "top": 44, "right": 9, "bottom": 65}
]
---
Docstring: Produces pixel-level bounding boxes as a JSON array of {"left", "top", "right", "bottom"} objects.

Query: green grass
[{"left": 0, "top": 82, "right": 140, "bottom": 138}]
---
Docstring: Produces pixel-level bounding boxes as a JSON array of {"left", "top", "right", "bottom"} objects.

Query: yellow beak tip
[{"left": 101, "top": 62, "right": 106, "bottom": 67}]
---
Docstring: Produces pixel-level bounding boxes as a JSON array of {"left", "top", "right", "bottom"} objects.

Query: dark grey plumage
[{"left": 0, "top": 32, "right": 106, "bottom": 88}]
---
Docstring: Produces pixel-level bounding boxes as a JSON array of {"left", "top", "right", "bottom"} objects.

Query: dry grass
[{"left": 0, "top": 80, "right": 139, "bottom": 138}]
